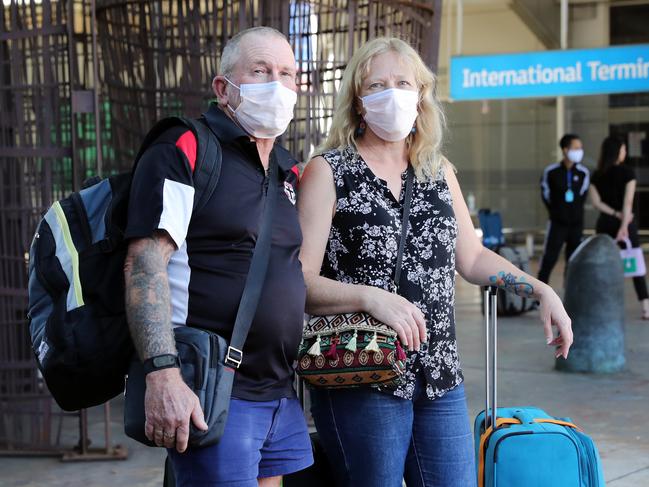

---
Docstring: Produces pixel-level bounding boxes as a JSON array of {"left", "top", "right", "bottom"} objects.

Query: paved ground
[
  {"left": 457, "top": 270, "right": 649, "bottom": 487},
  {"left": 1, "top": 260, "right": 648, "bottom": 486}
]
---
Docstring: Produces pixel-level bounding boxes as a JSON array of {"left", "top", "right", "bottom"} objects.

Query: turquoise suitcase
[{"left": 475, "top": 287, "right": 605, "bottom": 487}]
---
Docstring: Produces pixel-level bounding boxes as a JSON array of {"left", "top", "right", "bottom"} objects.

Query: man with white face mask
[
  {"left": 124, "top": 27, "right": 312, "bottom": 486},
  {"left": 538, "top": 133, "right": 591, "bottom": 285}
]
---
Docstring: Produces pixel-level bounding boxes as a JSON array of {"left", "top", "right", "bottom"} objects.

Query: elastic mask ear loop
[
  {"left": 223, "top": 77, "right": 241, "bottom": 114},
  {"left": 224, "top": 77, "right": 240, "bottom": 89}
]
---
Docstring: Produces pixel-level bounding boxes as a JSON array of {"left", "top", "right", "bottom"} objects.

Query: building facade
[{"left": 436, "top": 0, "right": 649, "bottom": 234}]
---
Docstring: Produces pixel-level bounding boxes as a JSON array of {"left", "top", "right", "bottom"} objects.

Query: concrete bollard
[{"left": 556, "top": 234, "right": 626, "bottom": 373}]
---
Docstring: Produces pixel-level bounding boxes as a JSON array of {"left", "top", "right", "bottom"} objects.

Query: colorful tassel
[
  {"left": 307, "top": 335, "right": 321, "bottom": 356},
  {"left": 364, "top": 332, "right": 380, "bottom": 353},
  {"left": 345, "top": 330, "right": 358, "bottom": 352},
  {"left": 324, "top": 335, "right": 340, "bottom": 360},
  {"left": 395, "top": 340, "right": 407, "bottom": 361}
]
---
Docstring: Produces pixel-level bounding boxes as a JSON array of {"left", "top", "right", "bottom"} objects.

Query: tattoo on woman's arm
[{"left": 489, "top": 271, "right": 534, "bottom": 298}]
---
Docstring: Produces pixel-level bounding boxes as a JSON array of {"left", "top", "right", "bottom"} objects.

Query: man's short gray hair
[{"left": 220, "top": 26, "right": 288, "bottom": 77}]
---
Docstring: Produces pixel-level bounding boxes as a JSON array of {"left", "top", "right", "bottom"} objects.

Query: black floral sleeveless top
[{"left": 321, "top": 145, "right": 463, "bottom": 400}]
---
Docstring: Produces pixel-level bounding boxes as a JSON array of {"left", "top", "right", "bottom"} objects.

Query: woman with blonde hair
[{"left": 298, "top": 37, "right": 573, "bottom": 486}]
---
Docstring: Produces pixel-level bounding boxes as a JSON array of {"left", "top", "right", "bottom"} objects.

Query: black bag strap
[
  {"left": 223, "top": 153, "right": 279, "bottom": 369},
  {"left": 133, "top": 116, "right": 223, "bottom": 214},
  {"left": 393, "top": 165, "right": 415, "bottom": 291}
]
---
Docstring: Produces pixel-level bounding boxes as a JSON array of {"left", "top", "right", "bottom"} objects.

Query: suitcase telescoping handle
[{"left": 484, "top": 286, "right": 498, "bottom": 430}]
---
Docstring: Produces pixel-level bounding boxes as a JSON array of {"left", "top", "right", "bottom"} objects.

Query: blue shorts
[{"left": 168, "top": 397, "right": 313, "bottom": 486}]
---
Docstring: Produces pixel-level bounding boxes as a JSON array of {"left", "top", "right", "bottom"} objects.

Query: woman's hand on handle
[
  {"left": 361, "top": 286, "right": 427, "bottom": 351},
  {"left": 538, "top": 286, "right": 573, "bottom": 359}
]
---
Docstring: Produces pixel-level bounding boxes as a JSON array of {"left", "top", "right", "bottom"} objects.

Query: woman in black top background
[{"left": 589, "top": 135, "right": 649, "bottom": 319}]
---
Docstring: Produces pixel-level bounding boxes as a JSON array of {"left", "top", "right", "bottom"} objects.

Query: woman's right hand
[
  {"left": 616, "top": 225, "right": 629, "bottom": 242},
  {"left": 362, "top": 286, "right": 427, "bottom": 351}
]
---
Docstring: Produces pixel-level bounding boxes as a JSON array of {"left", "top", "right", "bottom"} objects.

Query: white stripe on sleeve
[
  {"left": 168, "top": 241, "right": 190, "bottom": 327},
  {"left": 541, "top": 163, "right": 559, "bottom": 204},
  {"left": 158, "top": 178, "right": 195, "bottom": 249}
]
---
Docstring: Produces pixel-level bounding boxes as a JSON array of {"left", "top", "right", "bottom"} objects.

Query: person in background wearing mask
[
  {"left": 123, "top": 26, "right": 313, "bottom": 486},
  {"left": 298, "top": 37, "right": 573, "bottom": 487},
  {"left": 538, "top": 134, "right": 590, "bottom": 285}
]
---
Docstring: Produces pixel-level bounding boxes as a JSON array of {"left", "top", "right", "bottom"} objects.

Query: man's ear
[{"left": 212, "top": 75, "right": 229, "bottom": 106}]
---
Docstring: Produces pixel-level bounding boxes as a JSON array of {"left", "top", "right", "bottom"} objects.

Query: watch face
[{"left": 153, "top": 355, "right": 176, "bottom": 368}]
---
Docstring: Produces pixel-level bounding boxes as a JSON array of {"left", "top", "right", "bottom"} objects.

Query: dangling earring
[
  {"left": 410, "top": 125, "right": 417, "bottom": 135},
  {"left": 355, "top": 119, "right": 366, "bottom": 137}
]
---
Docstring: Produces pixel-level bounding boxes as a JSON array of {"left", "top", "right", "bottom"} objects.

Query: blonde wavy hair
[{"left": 315, "top": 37, "right": 447, "bottom": 180}]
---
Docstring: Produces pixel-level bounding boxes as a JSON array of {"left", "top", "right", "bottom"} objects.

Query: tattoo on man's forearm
[
  {"left": 489, "top": 271, "right": 534, "bottom": 298},
  {"left": 124, "top": 239, "right": 176, "bottom": 360}
]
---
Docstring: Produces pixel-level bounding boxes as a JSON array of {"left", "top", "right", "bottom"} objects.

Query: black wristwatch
[{"left": 142, "top": 354, "right": 180, "bottom": 375}]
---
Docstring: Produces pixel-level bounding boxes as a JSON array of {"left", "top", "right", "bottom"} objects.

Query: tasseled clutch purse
[{"left": 296, "top": 312, "right": 406, "bottom": 388}]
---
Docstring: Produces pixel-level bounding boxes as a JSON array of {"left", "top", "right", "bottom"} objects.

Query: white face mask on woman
[
  {"left": 360, "top": 88, "right": 419, "bottom": 142},
  {"left": 225, "top": 78, "right": 297, "bottom": 139}
]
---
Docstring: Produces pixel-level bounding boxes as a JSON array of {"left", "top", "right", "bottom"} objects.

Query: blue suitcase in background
[
  {"left": 476, "top": 287, "right": 606, "bottom": 487},
  {"left": 478, "top": 209, "right": 505, "bottom": 250}
]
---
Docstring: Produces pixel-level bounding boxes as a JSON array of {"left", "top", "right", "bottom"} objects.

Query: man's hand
[
  {"left": 144, "top": 368, "right": 208, "bottom": 453},
  {"left": 125, "top": 233, "right": 208, "bottom": 452}
]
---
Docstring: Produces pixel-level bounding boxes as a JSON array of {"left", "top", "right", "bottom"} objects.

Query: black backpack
[{"left": 27, "top": 116, "right": 222, "bottom": 411}]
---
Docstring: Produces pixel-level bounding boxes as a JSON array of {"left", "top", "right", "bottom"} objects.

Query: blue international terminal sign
[{"left": 450, "top": 44, "right": 649, "bottom": 101}]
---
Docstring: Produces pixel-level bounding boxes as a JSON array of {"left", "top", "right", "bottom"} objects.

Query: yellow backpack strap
[{"left": 44, "top": 202, "right": 85, "bottom": 310}]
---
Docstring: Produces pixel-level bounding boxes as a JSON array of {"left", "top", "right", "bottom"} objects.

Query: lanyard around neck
[{"left": 566, "top": 166, "right": 573, "bottom": 190}]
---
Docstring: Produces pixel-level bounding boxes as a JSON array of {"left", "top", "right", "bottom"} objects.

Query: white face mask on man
[
  {"left": 360, "top": 88, "right": 419, "bottom": 142},
  {"left": 225, "top": 78, "right": 297, "bottom": 139},
  {"left": 566, "top": 148, "right": 584, "bottom": 164}
]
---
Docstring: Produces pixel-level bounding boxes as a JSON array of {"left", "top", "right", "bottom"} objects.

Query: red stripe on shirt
[
  {"left": 290, "top": 165, "right": 300, "bottom": 186},
  {"left": 176, "top": 130, "right": 197, "bottom": 172}
]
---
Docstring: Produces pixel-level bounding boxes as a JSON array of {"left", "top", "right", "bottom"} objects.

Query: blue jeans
[{"left": 310, "top": 378, "right": 475, "bottom": 487}]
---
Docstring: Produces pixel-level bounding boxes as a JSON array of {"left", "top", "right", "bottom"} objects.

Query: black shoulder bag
[{"left": 124, "top": 153, "right": 279, "bottom": 448}]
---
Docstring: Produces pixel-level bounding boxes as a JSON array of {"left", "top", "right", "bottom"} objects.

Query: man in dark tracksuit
[{"left": 538, "top": 134, "right": 590, "bottom": 284}]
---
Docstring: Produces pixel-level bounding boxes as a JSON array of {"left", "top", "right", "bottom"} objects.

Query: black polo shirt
[{"left": 125, "top": 105, "right": 305, "bottom": 401}]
